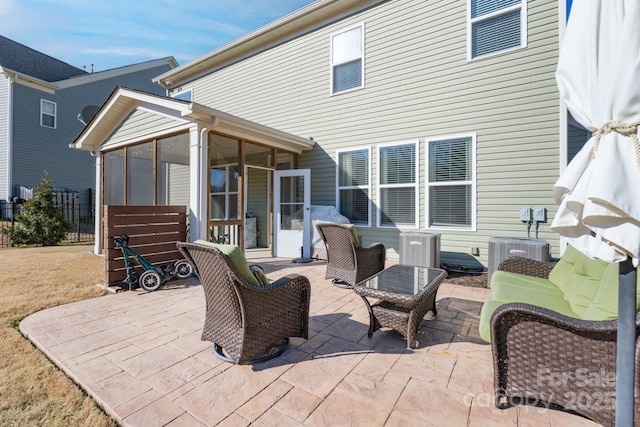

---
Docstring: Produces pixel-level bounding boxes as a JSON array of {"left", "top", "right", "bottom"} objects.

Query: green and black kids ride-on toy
[{"left": 114, "top": 234, "right": 194, "bottom": 292}]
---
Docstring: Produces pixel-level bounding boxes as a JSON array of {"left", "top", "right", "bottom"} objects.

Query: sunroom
[{"left": 73, "top": 87, "right": 315, "bottom": 256}]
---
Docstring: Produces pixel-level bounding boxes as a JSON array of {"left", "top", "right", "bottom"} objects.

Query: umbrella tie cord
[{"left": 592, "top": 120, "right": 640, "bottom": 168}]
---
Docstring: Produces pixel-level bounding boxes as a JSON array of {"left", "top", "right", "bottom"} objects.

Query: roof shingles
[{"left": 0, "top": 35, "right": 87, "bottom": 82}]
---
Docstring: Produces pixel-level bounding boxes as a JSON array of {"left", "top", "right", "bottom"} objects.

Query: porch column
[
  {"left": 189, "top": 124, "right": 209, "bottom": 241},
  {"left": 93, "top": 153, "right": 102, "bottom": 254}
]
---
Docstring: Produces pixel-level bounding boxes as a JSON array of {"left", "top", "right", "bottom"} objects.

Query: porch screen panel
[
  {"left": 338, "top": 149, "right": 369, "bottom": 225},
  {"left": 379, "top": 143, "right": 416, "bottom": 227},
  {"left": 428, "top": 137, "right": 472, "bottom": 227},
  {"left": 157, "top": 133, "right": 189, "bottom": 206},
  {"left": 103, "top": 149, "right": 124, "bottom": 205},
  {"left": 127, "top": 142, "right": 153, "bottom": 205}
]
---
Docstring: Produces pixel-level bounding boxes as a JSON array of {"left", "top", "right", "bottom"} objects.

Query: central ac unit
[
  {"left": 399, "top": 232, "right": 441, "bottom": 268},
  {"left": 487, "top": 237, "right": 550, "bottom": 286}
]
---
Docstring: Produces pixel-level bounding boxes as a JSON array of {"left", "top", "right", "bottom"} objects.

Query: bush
[{"left": 8, "top": 176, "right": 69, "bottom": 246}]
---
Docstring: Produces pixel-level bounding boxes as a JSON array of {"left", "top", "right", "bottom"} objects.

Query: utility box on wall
[
  {"left": 399, "top": 232, "right": 441, "bottom": 268},
  {"left": 487, "top": 237, "right": 550, "bottom": 286}
]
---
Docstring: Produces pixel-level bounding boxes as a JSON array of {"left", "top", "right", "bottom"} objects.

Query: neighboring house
[
  {"left": 73, "top": 0, "right": 589, "bottom": 268},
  {"left": 0, "top": 35, "right": 177, "bottom": 210}
]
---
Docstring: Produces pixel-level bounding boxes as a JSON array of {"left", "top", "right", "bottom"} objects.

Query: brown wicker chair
[
  {"left": 177, "top": 241, "right": 311, "bottom": 364},
  {"left": 490, "top": 257, "right": 640, "bottom": 427},
  {"left": 315, "top": 223, "right": 385, "bottom": 287}
]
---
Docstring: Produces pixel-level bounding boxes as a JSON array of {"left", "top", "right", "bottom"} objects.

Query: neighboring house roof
[
  {"left": 154, "top": 0, "right": 385, "bottom": 89},
  {"left": 73, "top": 87, "right": 315, "bottom": 154},
  {"left": 0, "top": 35, "right": 86, "bottom": 81},
  {"left": 0, "top": 35, "right": 177, "bottom": 92}
]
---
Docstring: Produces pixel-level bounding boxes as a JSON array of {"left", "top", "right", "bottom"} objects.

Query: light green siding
[
  {"left": 181, "top": 0, "right": 562, "bottom": 267},
  {"left": 105, "top": 109, "right": 179, "bottom": 145}
]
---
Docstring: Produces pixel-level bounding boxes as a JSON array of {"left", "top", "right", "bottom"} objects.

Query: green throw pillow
[
  {"left": 548, "top": 244, "right": 610, "bottom": 318},
  {"left": 194, "top": 240, "right": 261, "bottom": 287}
]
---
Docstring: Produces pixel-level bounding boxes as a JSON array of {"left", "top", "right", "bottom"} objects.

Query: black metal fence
[{"left": 0, "top": 201, "right": 95, "bottom": 248}]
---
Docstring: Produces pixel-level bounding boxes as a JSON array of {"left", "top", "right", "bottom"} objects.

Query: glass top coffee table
[{"left": 353, "top": 264, "right": 447, "bottom": 349}]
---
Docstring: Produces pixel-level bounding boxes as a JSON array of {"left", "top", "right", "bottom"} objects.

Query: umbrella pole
[{"left": 616, "top": 258, "right": 636, "bottom": 426}]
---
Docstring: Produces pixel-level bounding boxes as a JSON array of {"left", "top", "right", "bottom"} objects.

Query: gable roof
[
  {"left": 154, "top": 0, "right": 386, "bottom": 90},
  {"left": 0, "top": 35, "right": 86, "bottom": 81},
  {"left": 73, "top": 87, "right": 315, "bottom": 154}
]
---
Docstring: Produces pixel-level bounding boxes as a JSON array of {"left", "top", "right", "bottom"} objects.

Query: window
[
  {"left": 40, "top": 99, "right": 56, "bottom": 128},
  {"left": 337, "top": 148, "right": 370, "bottom": 225},
  {"left": 157, "top": 134, "right": 190, "bottom": 206},
  {"left": 426, "top": 134, "right": 476, "bottom": 229},
  {"left": 210, "top": 165, "right": 239, "bottom": 220},
  {"left": 127, "top": 142, "right": 154, "bottom": 205},
  {"left": 377, "top": 141, "right": 418, "bottom": 228},
  {"left": 331, "top": 23, "right": 364, "bottom": 94},
  {"left": 173, "top": 89, "right": 192, "bottom": 101},
  {"left": 468, "top": 0, "right": 526, "bottom": 59},
  {"left": 102, "top": 133, "right": 190, "bottom": 206}
]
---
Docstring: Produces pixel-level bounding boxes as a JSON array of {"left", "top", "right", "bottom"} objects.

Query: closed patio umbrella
[{"left": 552, "top": 1, "right": 640, "bottom": 425}]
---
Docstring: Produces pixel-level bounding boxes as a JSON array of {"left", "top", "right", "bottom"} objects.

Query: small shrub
[{"left": 7, "top": 175, "right": 69, "bottom": 246}]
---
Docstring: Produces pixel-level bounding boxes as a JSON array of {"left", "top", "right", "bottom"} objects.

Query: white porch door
[{"left": 274, "top": 169, "right": 311, "bottom": 258}]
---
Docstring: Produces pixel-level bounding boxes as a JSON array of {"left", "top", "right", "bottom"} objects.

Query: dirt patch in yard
[{"left": 443, "top": 270, "right": 489, "bottom": 288}]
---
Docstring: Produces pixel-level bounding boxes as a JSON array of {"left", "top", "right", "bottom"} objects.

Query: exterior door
[{"left": 274, "top": 169, "right": 310, "bottom": 258}]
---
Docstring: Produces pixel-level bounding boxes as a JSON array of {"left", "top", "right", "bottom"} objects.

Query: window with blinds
[
  {"left": 426, "top": 135, "right": 476, "bottom": 229},
  {"left": 331, "top": 24, "right": 364, "bottom": 94},
  {"left": 378, "top": 141, "right": 418, "bottom": 228},
  {"left": 337, "top": 148, "right": 370, "bottom": 225},
  {"left": 469, "top": 0, "right": 526, "bottom": 59}
]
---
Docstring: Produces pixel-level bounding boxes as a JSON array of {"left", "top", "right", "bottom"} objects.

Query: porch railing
[{"left": 208, "top": 219, "right": 243, "bottom": 250}]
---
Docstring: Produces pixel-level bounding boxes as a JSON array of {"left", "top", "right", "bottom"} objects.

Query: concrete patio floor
[{"left": 20, "top": 255, "right": 599, "bottom": 427}]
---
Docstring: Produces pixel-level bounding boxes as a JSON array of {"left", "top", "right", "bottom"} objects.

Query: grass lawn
[{"left": 0, "top": 244, "right": 116, "bottom": 426}]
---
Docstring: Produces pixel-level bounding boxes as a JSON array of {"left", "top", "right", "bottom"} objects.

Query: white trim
[
  {"left": 424, "top": 132, "right": 477, "bottom": 232},
  {"left": 376, "top": 139, "right": 419, "bottom": 229},
  {"left": 5, "top": 76, "right": 13, "bottom": 200},
  {"left": 330, "top": 22, "right": 365, "bottom": 95},
  {"left": 40, "top": 99, "right": 57, "bottom": 129},
  {"left": 336, "top": 145, "right": 372, "bottom": 227},
  {"left": 466, "top": 0, "right": 528, "bottom": 62}
]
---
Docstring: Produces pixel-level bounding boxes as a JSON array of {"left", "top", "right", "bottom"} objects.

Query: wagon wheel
[
  {"left": 174, "top": 260, "right": 194, "bottom": 279},
  {"left": 139, "top": 270, "right": 163, "bottom": 292}
]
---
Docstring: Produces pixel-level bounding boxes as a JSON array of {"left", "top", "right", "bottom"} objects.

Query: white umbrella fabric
[{"left": 552, "top": 1, "right": 640, "bottom": 424}]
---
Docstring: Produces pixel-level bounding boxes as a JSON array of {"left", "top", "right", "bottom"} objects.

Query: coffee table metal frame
[{"left": 353, "top": 264, "right": 447, "bottom": 349}]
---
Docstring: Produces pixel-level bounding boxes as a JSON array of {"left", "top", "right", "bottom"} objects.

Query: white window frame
[
  {"left": 467, "top": 0, "right": 527, "bottom": 61},
  {"left": 376, "top": 140, "right": 419, "bottom": 229},
  {"left": 424, "top": 133, "right": 477, "bottom": 231},
  {"left": 209, "top": 164, "right": 239, "bottom": 220},
  {"left": 40, "top": 99, "right": 57, "bottom": 128},
  {"left": 336, "top": 146, "right": 371, "bottom": 227},
  {"left": 173, "top": 88, "right": 192, "bottom": 101},
  {"left": 330, "top": 22, "right": 365, "bottom": 95}
]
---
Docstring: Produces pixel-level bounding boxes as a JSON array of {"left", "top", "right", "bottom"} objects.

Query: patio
[{"left": 20, "top": 254, "right": 598, "bottom": 426}]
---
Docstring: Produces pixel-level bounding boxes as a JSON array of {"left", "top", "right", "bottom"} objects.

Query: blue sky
[{"left": 0, "top": 0, "right": 314, "bottom": 72}]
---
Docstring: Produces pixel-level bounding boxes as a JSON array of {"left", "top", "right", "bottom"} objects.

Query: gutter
[{"left": 0, "top": 66, "right": 58, "bottom": 94}]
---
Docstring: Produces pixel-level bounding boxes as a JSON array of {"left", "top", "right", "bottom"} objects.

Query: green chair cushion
[
  {"left": 548, "top": 244, "right": 611, "bottom": 318},
  {"left": 345, "top": 224, "right": 361, "bottom": 244},
  {"left": 194, "top": 240, "right": 261, "bottom": 287},
  {"left": 583, "top": 262, "right": 640, "bottom": 320},
  {"left": 490, "top": 271, "right": 565, "bottom": 302}
]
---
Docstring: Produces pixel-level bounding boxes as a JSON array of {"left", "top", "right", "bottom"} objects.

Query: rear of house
[{"left": 77, "top": 0, "right": 582, "bottom": 270}]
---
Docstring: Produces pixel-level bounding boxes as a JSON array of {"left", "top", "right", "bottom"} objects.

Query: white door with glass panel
[{"left": 274, "top": 170, "right": 310, "bottom": 258}]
